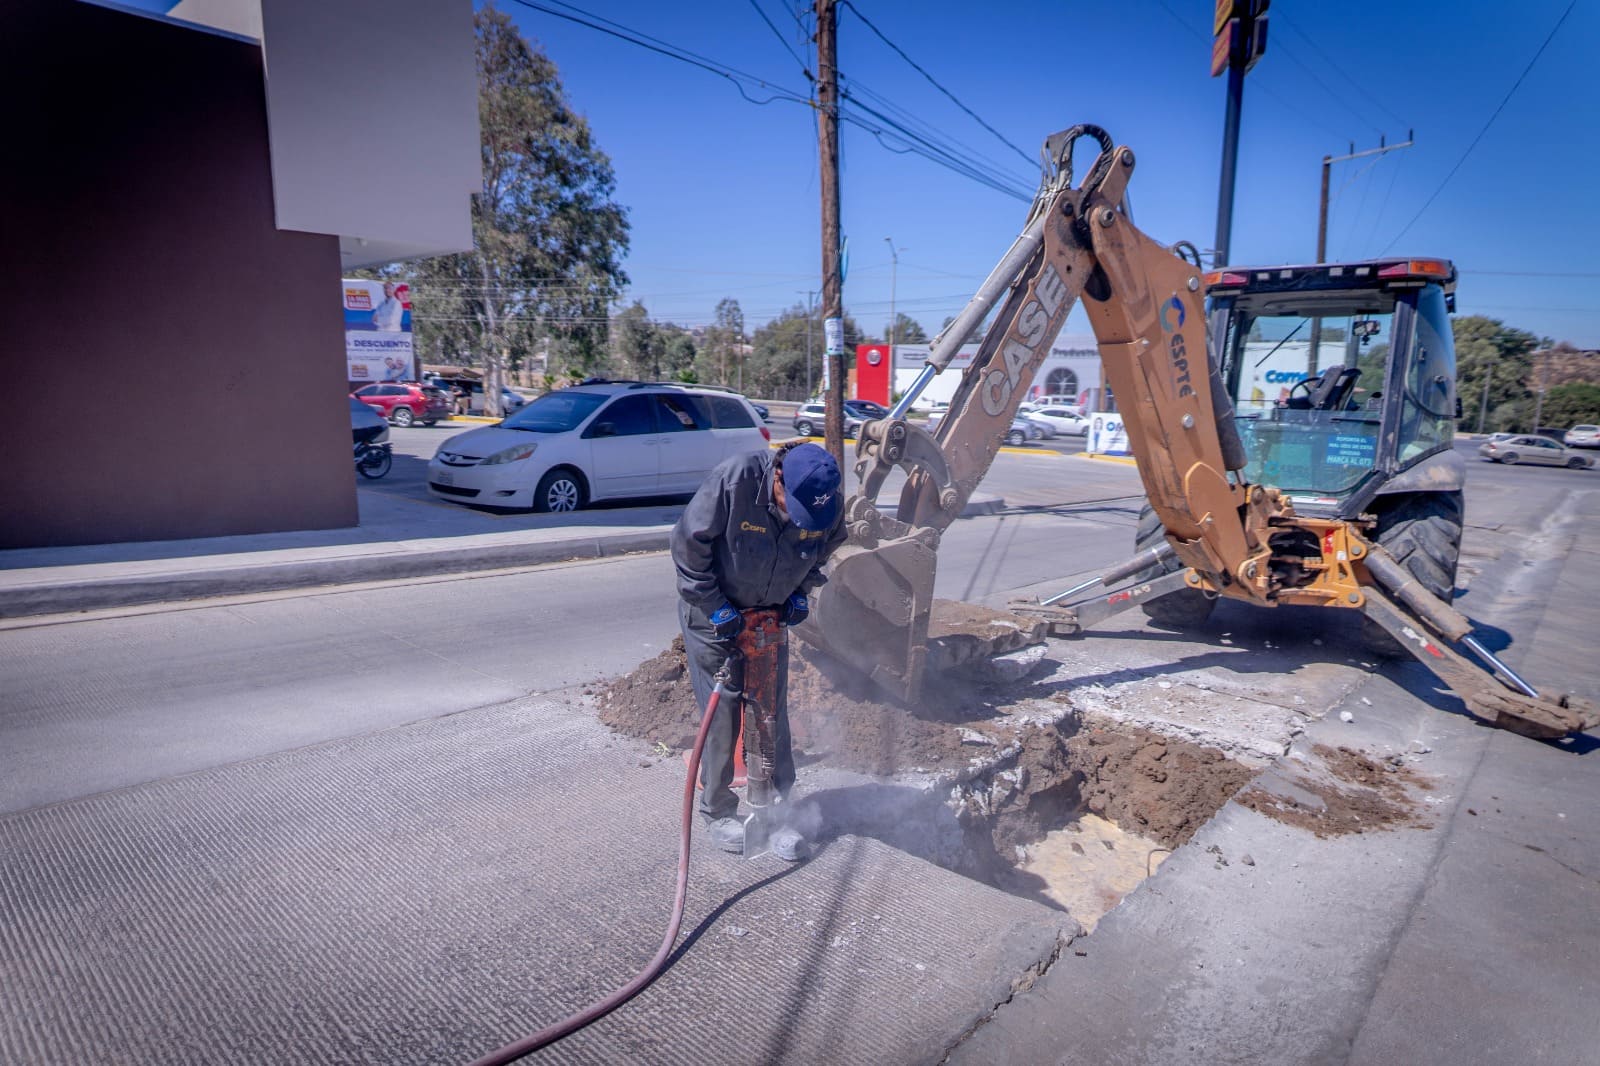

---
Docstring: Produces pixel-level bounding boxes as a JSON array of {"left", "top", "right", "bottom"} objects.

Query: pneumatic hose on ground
[{"left": 467, "top": 673, "right": 730, "bottom": 1064}]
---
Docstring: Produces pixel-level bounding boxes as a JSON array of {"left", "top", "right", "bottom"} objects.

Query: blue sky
[
  {"left": 501, "top": 0, "right": 1599, "bottom": 346},
  {"left": 121, "top": 0, "right": 1600, "bottom": 346}
]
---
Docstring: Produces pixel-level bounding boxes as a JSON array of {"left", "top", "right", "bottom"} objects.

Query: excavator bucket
[{"left": 794, "top": 529, "right": 937, "bottom": 704}]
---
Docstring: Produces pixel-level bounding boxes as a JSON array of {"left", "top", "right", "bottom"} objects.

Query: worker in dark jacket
[{"left": 671, "top": 440, "right": 847, "bottom": 860}]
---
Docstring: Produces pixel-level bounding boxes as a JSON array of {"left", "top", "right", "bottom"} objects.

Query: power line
[
  {"left": 837, "top": 0, "right": 1035, "bottom": 168},
  {"left": 746, "top": 0, "right": 810, "bottom": 78},
  {"left": 842, "top": 75, "right": 1032, "bottom": 187},
  {"left": 510, "top": 0, "right": 1034, "bottom": 205},
  {"left": 1382, "top": 0, "right": 1578, "bottom": 253},
  {"left": 1147, "top": 0, "right": 1350, "bottom": 143},
  {"left": 1273, "top": 12, "right": 1410, "bottom": 130},
  {"left": 508, "top": 0, "right": 811, "bottom": 108},
  {"left": 1268, "top": 37, "right": 1385, "bottom": 138}
]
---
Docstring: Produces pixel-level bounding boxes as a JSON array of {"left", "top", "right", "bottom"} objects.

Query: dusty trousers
[{"left": 678, "top": 599, "right": 796, "bottom": 821}]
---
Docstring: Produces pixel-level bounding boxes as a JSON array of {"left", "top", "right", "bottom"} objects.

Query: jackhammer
[{"left": 467, "top": 608, "right": 789, "bottom": 1064}]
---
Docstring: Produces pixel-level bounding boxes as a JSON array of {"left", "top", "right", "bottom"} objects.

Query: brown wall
[{"left": 0, "top": 1, "right": 357, "bottom": 550}]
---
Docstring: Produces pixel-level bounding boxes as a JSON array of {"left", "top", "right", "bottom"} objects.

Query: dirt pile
[
  {"left": 1066, "top": 718, "right": 1256, "bottom": 848},
  {"left": 596, "top": 637, "right": 975, "bottom": 774},
  {"left": 1236, "top": 743, "right": 1433, "bottom": 838},
  {"left": 596, "top": 639, "right": 1257, "bottom": 859}
]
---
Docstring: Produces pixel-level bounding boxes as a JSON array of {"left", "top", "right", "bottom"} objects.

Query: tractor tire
[
  {"left": 1360, "top": 491, "right": 1464, "bottom": 657},
  {"left": 1134, "top": 503, "right": 1216, "bottom": 630}
]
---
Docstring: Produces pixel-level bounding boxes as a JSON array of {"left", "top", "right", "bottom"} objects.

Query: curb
[
  {"left": 0, "top": 529, "right": 673, "bottom": 620},
  {"left": 1077, "top": 452, "right": 1139, "bottom": 466}
]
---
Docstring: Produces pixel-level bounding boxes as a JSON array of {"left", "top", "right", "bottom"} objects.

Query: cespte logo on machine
[{"left": 1159, "top": 293, "right": 1196, "bottom": 400}]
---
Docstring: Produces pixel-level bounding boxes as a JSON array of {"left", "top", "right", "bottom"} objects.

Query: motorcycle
[{"left": 354, "top": 439, "right": 392, "bottom": 479}]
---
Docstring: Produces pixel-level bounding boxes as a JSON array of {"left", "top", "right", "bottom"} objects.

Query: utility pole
[
  {"left": 1308, "top": 133, "right": 1414, "bottom": 373},
  {"left": 798, "top": 289, "right": 817, "bottom": 398},
  {"left": 1210, "top": 1, "right": 1270, "bottom": 268},
  {"left": 817, "top": 0, "right": 845, "bottom": 462}
]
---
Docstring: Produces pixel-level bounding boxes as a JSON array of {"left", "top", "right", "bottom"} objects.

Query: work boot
[
  {"left": 770, "top": 826, "right": 808, "bottom": 862},
  {"left": 707, "top": 817, "right": 744, "bottom": 853}
]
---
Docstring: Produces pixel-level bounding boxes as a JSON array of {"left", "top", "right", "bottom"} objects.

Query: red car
[{"left": 351, "top": 383, "right": 451, "bottom": 427}]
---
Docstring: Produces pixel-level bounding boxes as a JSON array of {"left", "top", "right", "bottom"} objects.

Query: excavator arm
[{"left": 798, "top": 125, "right": 1597, "bottom": 738}]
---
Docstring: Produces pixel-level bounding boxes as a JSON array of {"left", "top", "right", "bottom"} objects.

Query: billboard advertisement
[
  {"left": 1087, "top": 412, "right": 1131, "bottom": 456},
  {"left": 343, "top": 278, "right": 413, "bottom": 382}
]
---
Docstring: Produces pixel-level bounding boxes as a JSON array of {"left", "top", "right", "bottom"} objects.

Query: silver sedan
[{"left": 1478, "top": 435, "right": 1594, "bottom": 469}]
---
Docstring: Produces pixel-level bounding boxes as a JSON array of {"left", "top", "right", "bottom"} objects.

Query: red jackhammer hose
[{"left": 467, "top": 681, "right": 726, "bottom": 1065}]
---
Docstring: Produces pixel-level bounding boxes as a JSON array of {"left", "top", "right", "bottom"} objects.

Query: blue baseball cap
[{"left": 781, "top": 443, "right": 842, "bottom": 531}]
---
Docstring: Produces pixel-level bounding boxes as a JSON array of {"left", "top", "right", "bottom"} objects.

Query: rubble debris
[{"left": 1236, "top": 744, "right": 1434, "bottom": 838}]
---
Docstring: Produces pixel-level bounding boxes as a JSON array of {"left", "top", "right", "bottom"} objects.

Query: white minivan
[{"left": 427, "top": 382, "right": 771, "bottom": 511}]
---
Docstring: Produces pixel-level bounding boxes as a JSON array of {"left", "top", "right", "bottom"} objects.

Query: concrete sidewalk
[
  {"left": 0, "top": 480, "right": 1007, "bottom": 620},
  {"left": 0, "top": 489, "right": 690, "bottom": 619}
]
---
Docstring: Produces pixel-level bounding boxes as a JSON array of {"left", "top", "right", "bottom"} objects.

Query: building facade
[{"left": 2, "top": 0, "right": 477, "bottom": 549}]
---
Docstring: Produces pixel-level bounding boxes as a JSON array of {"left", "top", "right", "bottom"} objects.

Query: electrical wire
[
  {"left": 747, "top": 0, "right": 810, "bottom": 78},
  {"left": 508, "top": 0, "right": 812, "bottom": 108},
  {"left": 837, "top": 0, "right": 1035, "bottom": 168},
  {"left": 1381, "top": 0, "right": 1578, "bottom": 253},
  {"left": 510, "top": 0, "right": 1035, "bottom": 204},
  {"left": 1147, "top": 0, "right": 1349, "bottom": 143},
  {"left": 1273, "top": 12, "right": 1410, "bottom": 130}
]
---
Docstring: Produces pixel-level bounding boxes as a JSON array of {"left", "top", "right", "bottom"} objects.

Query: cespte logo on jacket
[{"left": 740, "top": 520, "right": 768, "bottom": 534}]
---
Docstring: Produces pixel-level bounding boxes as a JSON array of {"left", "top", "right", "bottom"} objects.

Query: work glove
[
  {"left": 780, "top": 592, "right": 809, "bottom": 627},
  {"left": 709, "top": 603, "right": 744, "bottom": 643}
]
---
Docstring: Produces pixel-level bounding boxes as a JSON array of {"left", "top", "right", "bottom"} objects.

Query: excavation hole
[{"left": 596, "top": 638, "right": 1254, "bottom": 931}]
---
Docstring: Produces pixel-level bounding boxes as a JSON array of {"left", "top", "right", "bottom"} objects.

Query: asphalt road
[
  {"left": 3, "top": 435, "right": 1589, "bottom": 816},
  {"left": 3, "top": 435, "right": 1598, "bottom": 1063}
]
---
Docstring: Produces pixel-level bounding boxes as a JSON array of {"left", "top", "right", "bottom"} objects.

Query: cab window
[{"left": 1398, "top": 284, "right": 1456, "bottom": 460}]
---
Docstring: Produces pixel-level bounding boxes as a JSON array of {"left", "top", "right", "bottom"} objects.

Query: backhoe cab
[{"left": 1137, "top": 260, "right": 1468, "bottom": 639}]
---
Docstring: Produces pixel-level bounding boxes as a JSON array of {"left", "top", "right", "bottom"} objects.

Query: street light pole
[
  {"left": 884, "top": 237, "right": 898, "bottom": 356},
  {"left": 799, "top": 289, "right": 817, "bottom": 398}
]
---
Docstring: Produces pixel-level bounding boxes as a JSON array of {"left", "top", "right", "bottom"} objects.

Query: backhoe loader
[{"left": 794, "top": 124, "right": 1597, "bottom": 740}]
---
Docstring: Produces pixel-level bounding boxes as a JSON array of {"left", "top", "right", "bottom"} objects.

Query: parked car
[
  {"left": 926, "top": 414, "right": 1037, "bottom": 447},
  {"left": 1018, "top": 413, "right": 1057, "bottom": 439},
  {"left": 352, "top": 382, "right": 450, "bottom": 427},
  {"left": 427, "top": 382, "right": 771, "bottom": 512},
  {"left": 1027, "top": 406, "right": 1091, "bottom": 436},
  {"left": 845, "top": 399, "right": 890, "bottom": 419},
  {"left": 463, "top": 384, "right": 527, "bottom": 415},
  {"left": 1563, "top": 424, "right": 1600, "bottom": 448},
  {"left": 752, "top": 402, "right": 771, "bottom": 423},
  {"left": 349, "top": 396, "right": 390, "bottom": 445},
  {"left": 910, "top": 396, "right": 950, "bottom": 415},
  {"left": 792, "top": 401, "right": 863, "bottom": 439},
  {"left": 1478, "top": 435, "right": 1595, "bottom": 469}
]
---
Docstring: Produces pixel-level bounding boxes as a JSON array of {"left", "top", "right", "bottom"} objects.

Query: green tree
[
  {"left": 400, "top": 6, "right": 628, "bottom": 414},
  {"left": 697, "top": 298, "right": 746, "bottom": 388},
  {"left": 1539, "top": 382, "right": 1600, "bottom": 429},
  {"left": 939, "top": 314, "right": 986, "bottom": 345},
  {"left": 889, "top": 313, "right": 928, "bottom": 345},
  {"left": 1453, "top": 316, "right": 1541, "bottom": 433},
  {"left": 611, "top": 301, "right": 661, "bottom": 379}
]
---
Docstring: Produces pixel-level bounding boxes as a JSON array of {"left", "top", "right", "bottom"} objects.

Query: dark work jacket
[{"left": 671, "top": 450, "right": 848, "bottom": 615}]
